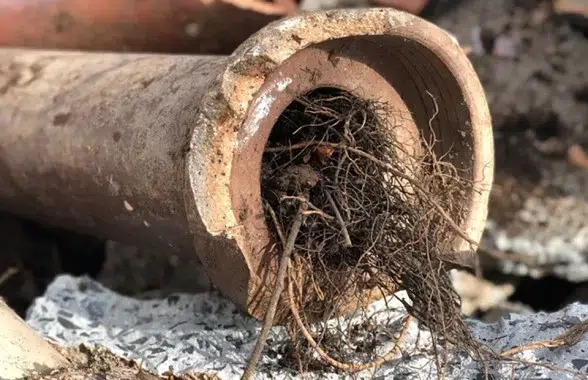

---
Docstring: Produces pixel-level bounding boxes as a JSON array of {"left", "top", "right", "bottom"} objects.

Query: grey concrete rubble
[
  {"left": 27, "top": 275, "right": 588, "bottom": 379},
  {"left": 484, "top": 192, "right": 588, "bottom": 283},
  {"left": 432, "top": 0, "right": 588, "bottom": 285}
]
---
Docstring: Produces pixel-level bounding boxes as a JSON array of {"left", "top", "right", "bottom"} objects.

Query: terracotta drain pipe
[
  {"left": 0, "top": 0, "right": 287, "bottom": 54},
  {"left": 0, "top": 300, "right": 68, "bottom": 378},
  {"left": 0, "top": 8, "right": 494, "bottom": 320}
]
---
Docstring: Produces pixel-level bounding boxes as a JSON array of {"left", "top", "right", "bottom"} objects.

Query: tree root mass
[{"left": 252, "top": 87, "right": 484, "bottom": 375}]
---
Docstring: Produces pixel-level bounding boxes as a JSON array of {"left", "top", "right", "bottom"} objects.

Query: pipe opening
[
  {"left": 229, "top": 34, "right": 482, "bottom": 319},
  {"left": 254, "top": 83, "right": 475, "bottom": 326},
  {"left": 260, "top": 86, "right": 390, "bottom": 271}
]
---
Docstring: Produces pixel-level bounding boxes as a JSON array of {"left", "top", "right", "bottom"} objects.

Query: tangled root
[{"left": 247, "top": 87, "right": 485, "bottom": 376}]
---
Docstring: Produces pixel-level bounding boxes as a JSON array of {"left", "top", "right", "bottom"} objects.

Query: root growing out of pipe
[{"left": 258, "top": 87, "right": 485, "bottom": 372}]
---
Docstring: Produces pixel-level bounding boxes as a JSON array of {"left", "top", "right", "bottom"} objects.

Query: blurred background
[{"left": 0, "top": 0, "right": 587, "bottom": 322}]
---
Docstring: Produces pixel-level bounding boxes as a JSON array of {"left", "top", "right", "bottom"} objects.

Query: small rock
[
  {"left": 492, "top": 34, "right": 519, "bottom": 59},
  {"left": 451, "top": 270, "right": 515, "bottom": 316}
]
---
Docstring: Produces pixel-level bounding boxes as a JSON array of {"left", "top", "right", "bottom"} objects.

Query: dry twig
[{"left": 242, "top": 208, "right": 304, "bottom": 380}]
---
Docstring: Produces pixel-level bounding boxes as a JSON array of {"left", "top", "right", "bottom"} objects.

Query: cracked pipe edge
[{"left": 0, "top": 300, "right": 68, "bottom": 379}]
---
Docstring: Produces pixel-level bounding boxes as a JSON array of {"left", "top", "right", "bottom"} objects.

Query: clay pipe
[
  {"left": 0, "top": 8, "right": 494, "bottom": 319},
  {"left": 0, "top": 300, "right": 68, "bottom": 379},
  {"left": 0, "top": 0, "right": 286, "bottom": 54}
]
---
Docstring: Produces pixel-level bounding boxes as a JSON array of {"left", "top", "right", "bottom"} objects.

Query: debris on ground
[
  {"left": 434, "top": 0, "right": 588, "bottom": 286},
  {"left": 450, "top": 271, "right": 515, "bottom": 316},
  {"left": 27, "top": 275, "right": 588, "bottom": 380},
  {"left": 26, "top": 343, "right": 217, "bottom": 380}
]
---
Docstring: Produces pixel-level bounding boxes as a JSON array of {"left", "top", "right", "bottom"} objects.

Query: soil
[
  {"left": 26, "top": 343, "right": 217, "bottom": 380},
  {"left": 0, "top": 213, "right": 211, "bottom": 318},
  {"left": 0, "top": 0, "right": 587, "bottom": 339},
  {"left": 0, "top": 213, "right": 105, "bottom": 317},
  {"left": 430, "top": 0, "right": 588, "bottom": 224},
  {"left": 428, "top": 0, "right": 588, "bottom": 309}
]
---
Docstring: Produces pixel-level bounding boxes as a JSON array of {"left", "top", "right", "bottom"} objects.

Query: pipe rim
[{"left": 186, "top": 8, "right": 494, "bottom": 318}]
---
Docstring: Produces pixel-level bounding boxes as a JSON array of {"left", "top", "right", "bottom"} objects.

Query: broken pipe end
[{"left": 184, "top": 8, "right": 494, "bottom": 319}]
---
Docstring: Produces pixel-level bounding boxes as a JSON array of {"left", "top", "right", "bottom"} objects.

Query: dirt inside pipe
[{"left": 259, "top": 88, "right": 487, "bottom": 372}]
